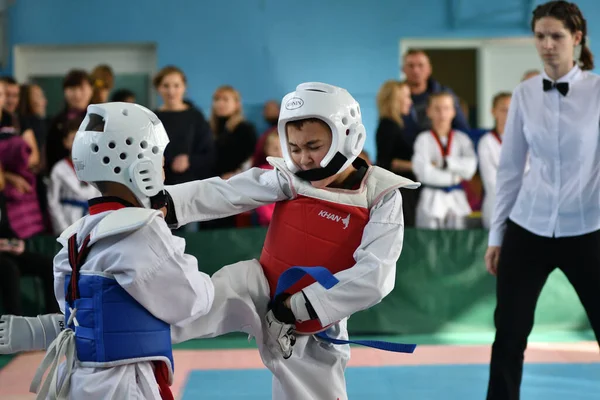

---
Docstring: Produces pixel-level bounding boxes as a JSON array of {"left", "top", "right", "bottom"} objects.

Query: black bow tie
[{"left": 543, "top": 79, "right": 569, "bottom": 96}]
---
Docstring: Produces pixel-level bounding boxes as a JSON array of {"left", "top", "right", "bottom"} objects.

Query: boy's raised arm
[{"left": 165, "top": 166, "right": 295, "bottom": 228}]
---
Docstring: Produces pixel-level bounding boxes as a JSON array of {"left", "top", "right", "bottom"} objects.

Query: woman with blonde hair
[
  {"left": 375, "top": 80, "right": 420, "bottom": 226},
  {"left": 90, "top": 64, "right": 114, "bottom": 104},
  {"left": 210, "top": 85, "right": 257, "bottom": 178},
  {"left": 18, "top": 84, "right": 48, "bottom": 152}
]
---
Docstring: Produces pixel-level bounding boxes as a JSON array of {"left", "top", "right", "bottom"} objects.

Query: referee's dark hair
[{"left": 532, "top": 1, "right": 594, "bottom": 70}]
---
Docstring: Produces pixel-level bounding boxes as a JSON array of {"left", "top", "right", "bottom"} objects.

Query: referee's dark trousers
[{"left": 486, "top": 219, "right": 600, "bottom": 400}]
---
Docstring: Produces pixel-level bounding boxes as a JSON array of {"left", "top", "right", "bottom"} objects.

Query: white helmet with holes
[
  {"left": 277, "top": 82, "right": 366, "bottom": 180},
  {"left": 71, "top": 102, "right": 169, "bottom": 209}
]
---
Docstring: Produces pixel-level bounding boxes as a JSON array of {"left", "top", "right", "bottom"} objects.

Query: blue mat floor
[{"left": 182, "top": 363, "right": 600, "bottom": 399}]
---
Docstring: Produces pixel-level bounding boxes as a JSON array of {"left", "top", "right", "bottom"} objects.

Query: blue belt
[
  {"left": 423, "top": 183, "right": 463, "bottom": 193},
  {"left": 61, "top": 199, "right": 89, "bottom": 214},
  {"left": 275, "top": 266, "right": 416, "bottom": 354}
]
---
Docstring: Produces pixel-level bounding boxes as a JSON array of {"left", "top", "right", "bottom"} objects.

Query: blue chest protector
[{"left": 64, "top": 233, "right": 173, "bottom": 371}]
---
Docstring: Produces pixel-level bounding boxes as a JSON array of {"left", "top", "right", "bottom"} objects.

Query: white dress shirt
[{"left": 489, "top": 64, "right": 600, "bottom": 246}]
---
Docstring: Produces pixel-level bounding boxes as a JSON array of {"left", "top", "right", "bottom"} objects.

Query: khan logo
[
  {"left": 285, "top": 97, "right": 304, "bottom": 110},
  {"left": 318, "top": 210, "right": 351, "bottom": 230}
]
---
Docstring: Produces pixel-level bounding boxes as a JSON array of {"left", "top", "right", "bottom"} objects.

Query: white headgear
[
  {"left": 277, "top": 82, "right": 366, "bottom": 180},
  {"left": 71, "top": 102, "right": 169, "bottom": 209}
]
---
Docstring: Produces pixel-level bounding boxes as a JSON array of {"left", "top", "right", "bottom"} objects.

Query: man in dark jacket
[{"left": 402, "top": 49, "right": 470, "bottom": 134}]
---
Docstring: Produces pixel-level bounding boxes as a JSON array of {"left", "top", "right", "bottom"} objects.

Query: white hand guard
[
  {"left": 0, "top": 314, "right": 65, "bottom": 354},
  {"left": 265, "top": 309, "right": 296, "bottom": 359}
]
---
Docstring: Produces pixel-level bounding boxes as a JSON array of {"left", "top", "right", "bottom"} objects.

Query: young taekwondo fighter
[{"left": 32, "top": 103, "right": 215, "bottom": 400}]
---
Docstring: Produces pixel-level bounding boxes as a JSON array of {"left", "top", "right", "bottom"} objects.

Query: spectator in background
[
  {"left": 375, "top": 80, "right": 420, "bottom": 227},
  {"left": 0, "top": 76, "right": 20, "bottom": 116},
  {"left": 0, "top": 80, "right": 16, "bottom": 135},
  {"left": 478, "top": 92, "right": 512, "bottom": 229},
  {"left": 253, "top": 129, "right": 282, "bottom": 226},
  {"left": 0, "top": 121, "right": 46, "bottom": 239},
  {"left": 153, "top": 65, "right": 216, "bottom": 185},
  {"left": 521, "top": 69, "right": 541, "bottom": 81},
  {"left": 1, "top": 76, "right": 22, "bottom": 136},
  {"left": 411, "top": 92, "right": 477, "bottom": 229},
  {"left": 18, "top": 83, "right": 51, "bottom": 232},
  {"left": 263, "top": 99, "right": 280, "bottom": 128},
  {"left": 18, "top": 84, "right": 49, "bottom": 159},
  {"left": 210, "top": 85, "right": 257, "bottom": 178},
  {"left": 45, "top": 69, "right": 93, "bottom": 178},
  {"left": 1, "top": 77, "right": 41, "bottom": 171},
  {"left": 252, "top": 100, "right": 280, "bottom": 168},
  {"left": 110, "top": 88, "right": 136, "bottom": 103},
  {"left": 203, "top": 85, "right": 257, "bottom": 230},
  {"left": 0, "top": 80, "right": 39, "bottom": 180},
  {"left": 90, "top": 64, "right": 114, "bottom": 104},
  {"left": 46, "top": 118, "right": 100, "bottom": 235},
  {"left": 457, "top": 96, "right": 484, "bottom": 215},
  {"left": 402, "top": 49, "right": 470, "bottom": 135},
  {"left": 0, "top": 163, "right": 58, "bottom": 316}
]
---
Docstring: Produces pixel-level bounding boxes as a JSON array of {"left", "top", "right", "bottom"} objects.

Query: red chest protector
[
  {"left": 258, "top": 157, "right": 419, "bottom": 334},
  {"left": 260, "top": 157, "right": 420, "bottom": 334},
  {"left": 260, "top": 195, "right": 370, "bottom": 333}
]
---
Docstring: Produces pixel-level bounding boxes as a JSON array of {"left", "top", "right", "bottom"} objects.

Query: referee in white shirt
[{"left": 484, "top": 2, "right": 600, "bottom": 399}]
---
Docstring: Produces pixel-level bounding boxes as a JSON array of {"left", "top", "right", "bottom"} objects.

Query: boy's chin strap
[
  {"left": 294, "top": 152, "right": 348, "bottom": 181},
  {"left": 294, "top": 154, "right": 370, "bottom": 182}
]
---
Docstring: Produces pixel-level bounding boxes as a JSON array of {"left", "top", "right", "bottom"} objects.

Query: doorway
[{"left": 424, "top": 48, "right": 478, "bottom": 128}]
